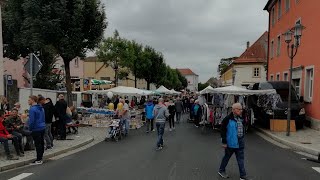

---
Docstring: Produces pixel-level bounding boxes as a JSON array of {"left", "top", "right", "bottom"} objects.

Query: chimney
[{"left": 246, "top": 41, "right": 250, "bottom": 49}]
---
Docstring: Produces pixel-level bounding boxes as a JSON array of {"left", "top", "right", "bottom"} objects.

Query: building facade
[
  {"left": 264, "top": 0, "right": 320, "bottom": 130},
  {"left": 177, "top": 68, "right": 199, "bottom": 91},
  {"left": 221, "top": 32, "right": 268, "bottom": 87},
  {"left": 0, "top": 0, "right": 6, "bottom": 96}
]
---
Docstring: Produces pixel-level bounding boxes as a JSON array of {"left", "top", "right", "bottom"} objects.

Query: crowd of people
[{"left": 0, "top": 95, "right": 79, "bottom": 165}]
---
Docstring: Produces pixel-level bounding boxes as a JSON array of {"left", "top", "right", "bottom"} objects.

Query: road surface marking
[
  {"left": 8, "top": 173, "right": 33, "bottom": 180},
  {"left": 312, "top": 167, "right": 320, "bottom": 173}
]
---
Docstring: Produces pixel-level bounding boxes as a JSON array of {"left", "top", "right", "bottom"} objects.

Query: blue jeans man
[
  {"left": 156, "top": 122, "right": 165, "bottom": 148},
  {"left": 121, "top": 118, "right": 129, "bottom": 136}
]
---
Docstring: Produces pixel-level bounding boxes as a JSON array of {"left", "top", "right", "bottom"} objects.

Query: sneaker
[
  {"left": 173, "top": 127, "right": 175, "bottom": 130},
  {"left": 152, "top": 129, "right": 155, "bottom": 132},
  {"left": 156, "top": 146, "right": 163, "bottom": 151},
  {"left": 46, "top": 146, "right": 53, "bottom": 150},
  {"left": 146, "top": 131, "right": 149, "bottom": 133},
  {"left": 169, "top": 128, "right": 172, "bottom": 131},
  {"left": 240, "top": 176, "right": 251, "bottom": 180},
  {"left": 218, "top": 171, "right": 229, "bottom": 179},
  {"left": 30, "top": 160, "right": 43, "bottom": 165},
  {"left": 7, "top": 155, "right": 19, "bottom": 160},
  {"left": 195, "top": 125, "right": 199, "bottom": 128}
]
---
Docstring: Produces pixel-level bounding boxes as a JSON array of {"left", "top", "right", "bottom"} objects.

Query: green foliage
[
  {"left": 3, "top": 0, "right": 107, "bottom": 104},
  {"left": 198, "top": 82, "right": 209, "bottom": 91},
  {"left": 218, "top": 57, "right": 238, "bottom": 76}
]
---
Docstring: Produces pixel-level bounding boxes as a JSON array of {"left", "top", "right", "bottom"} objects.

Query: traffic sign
[
  {"left": 6, "top": 75, "right": 13, "bottom": 86},
  {"left": 24, "top": 53, "right": 43, "bottom": 76}
]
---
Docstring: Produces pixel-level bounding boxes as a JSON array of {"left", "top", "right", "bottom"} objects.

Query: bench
[{"left": 66, "top": 124, "right": 80, "bottom": 134}]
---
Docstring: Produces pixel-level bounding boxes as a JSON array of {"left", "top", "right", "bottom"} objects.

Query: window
[
  {"left": 74, "top": 59, "right": 79, "bottom": 67},
  {"left": 271, "top": 40, "right": 274, "bottom": 58},
  {"left": 272, "top": 8, "right": 276, "bottom": 26},
  {"left": 292, "top": 79, "right": 300, "bottom": 96},
  {"left": 276, "top": 73, "right": 280, "bottom": 81},
  {"left": 277, "top": 35, "right": 281, "bottom": 56},
  {"left": 305, "top": 67, "right": 314, "bottom": 101},
  {"left": 270, "top": 75, "right": 274, "bottom": 81},
  {"left": 285, "top": 0, "right": 290, "bottom": 12},
  {"left": 253, "top": 67, "right": 260, "bottom": 77},
  {"left": 278, "top": 0, "right": 282, "bottom": 19},
  {"left": 283, "top": 72, "right": 288, "bottom": 81}
]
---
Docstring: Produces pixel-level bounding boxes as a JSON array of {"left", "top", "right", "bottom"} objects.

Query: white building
[{"left": 177, "top": 68, "right": 199, "bottom": 91}]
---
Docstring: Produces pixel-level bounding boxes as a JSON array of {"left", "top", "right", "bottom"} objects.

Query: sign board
[
  {"left": 24, "top": 53, "right": 43, "bottom": 76},
  {"left": 6, "top": 75, "right": 13, "bottom": 86}
]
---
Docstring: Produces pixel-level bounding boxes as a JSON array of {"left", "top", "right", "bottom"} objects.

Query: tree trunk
[
  {"left": 147, "top": 81, "right": 150, "bottom": 90},
  {"left": 64, "top": 59, "right": 73, "bottom": 106},
  {"left": 134, "top": 60, "right": 137, "bottom": 88}
]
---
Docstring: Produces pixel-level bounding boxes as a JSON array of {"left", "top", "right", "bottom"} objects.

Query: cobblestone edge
[
  {"left": 0, "top": 136, "right": 94, "bottom": 172},
  {"left": 256, "top": 128, "right": 320, "bottom": 156}
]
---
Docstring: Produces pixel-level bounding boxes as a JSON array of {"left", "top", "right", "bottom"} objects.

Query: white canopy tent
[
  {"left": 200, "top": 85, "right": 214, "bottom": 94},
  {"left": 87, "top": 86, "right": 151, "bottom": 96},
  {"left": 170, "top": 89, "right": 181, "bottom": 95},
  {"left": 208, "top": 85, "right": 276, "bottom": 95},
  {"left": 155, "top": 85, "right": 171, "bottom": 94}
]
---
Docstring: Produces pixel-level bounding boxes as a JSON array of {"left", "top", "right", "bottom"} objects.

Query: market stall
[{"left": 155, "top": 85, "right": 171, "bottom": 94}]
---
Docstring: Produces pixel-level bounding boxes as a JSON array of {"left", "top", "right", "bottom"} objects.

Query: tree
[
  {"left": 176, "top": 70, "right": 188, "bottom": 89},
  {"left": 3, "top": 0, "right": 107, "bottom": 105},
  {"left": 218, "top": 57, "right": 237, "bottom": 76},
  {"left": 198, "top": 82, "right": 209, "bottom": 91}
]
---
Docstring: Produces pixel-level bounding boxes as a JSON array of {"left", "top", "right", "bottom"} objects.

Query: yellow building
[{"left": 83, "top": 57, "right": 149, "bottom": 90}]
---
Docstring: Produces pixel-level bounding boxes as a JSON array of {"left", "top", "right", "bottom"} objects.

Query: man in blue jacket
[
  {"left": 218, "top": 103, "right": 250, "bottom": 180},
  {"left": 28, "top": 95, "right": 46, "bottom": 165},
  {"left": 145, "top": 99, "right": 154, "bottom": 133}
]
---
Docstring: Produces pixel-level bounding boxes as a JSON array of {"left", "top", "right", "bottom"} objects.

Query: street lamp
[{"left": 282, "top": 23, "right": 305, "bottom": 136}]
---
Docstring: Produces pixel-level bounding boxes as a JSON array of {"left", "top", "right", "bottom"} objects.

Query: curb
[
  {"left": 0, "top": 136, "right": 94, "bottom": 172},
  {"left": 256, "top": 128, "right": 320, "bottom": 156}
]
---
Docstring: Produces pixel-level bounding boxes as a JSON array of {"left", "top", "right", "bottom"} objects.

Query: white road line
[
  {"left": 8, "top": 173, "right": 33, "bottom": 180},
  {"left": 312, "top": 167, "right": 320, "bottom": 173}
]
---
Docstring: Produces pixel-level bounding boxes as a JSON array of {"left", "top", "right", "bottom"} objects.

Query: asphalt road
[{"left": 1, "top": 115, "right": 320, "bottom": 180}]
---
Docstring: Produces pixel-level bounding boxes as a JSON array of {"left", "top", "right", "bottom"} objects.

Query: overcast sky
[{"left": 101, "top": 0, "right": 268, "bottom": 82}]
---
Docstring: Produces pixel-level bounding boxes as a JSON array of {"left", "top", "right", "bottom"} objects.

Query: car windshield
[{"left": 276, "top": 88, "right": 298, "bottom": 103}]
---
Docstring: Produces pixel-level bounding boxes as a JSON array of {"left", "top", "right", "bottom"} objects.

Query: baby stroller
[{"left": 105, "top": 119, "right": 125, "bottom": 142}]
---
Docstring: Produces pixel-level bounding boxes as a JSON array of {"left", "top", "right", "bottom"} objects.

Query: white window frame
[
  {"left": 272, "top": 8, "right": 276, "bottom": 26},
  {"left": 253, "top": 67, "right": 261, "bottom": 78},
  {"left": 285, "top": 0, "right": 290, "bottom": 12},
  {"left": 276, "top": 73, "right": 280, "bottom": 81},
  {"left": 271, "top": 40, "right": 274, "bottom": 59},
  {"left": 278, "top": 0, "right": 282, "bottom": 20},
  {"left": 283, "top": 71, "right": 289, "bottom": 81},
  {"left": 277, "top": 35, "right": 281, "bottom": 56},
  {"left": 270, "top": 74, "right": 274, "bottom": 81},
  {"left": 292, "top": 78, "right": 301, "bottom": 97},
  {"left": 304, "top": 66, "right": 314, "bottom": 102}
]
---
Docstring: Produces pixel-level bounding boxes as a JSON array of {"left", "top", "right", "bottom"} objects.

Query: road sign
[
  {"left": 24, "top": 53, "right": 43, "bottom": 76},
  {"left": 6, "top": 75, "right": 13, "bottom": 86}
]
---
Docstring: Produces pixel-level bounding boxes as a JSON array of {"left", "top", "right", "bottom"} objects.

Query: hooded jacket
[
  {"left": 153, "top": 103, "right": 169, "bottom": 123},
  {"left": 145, "top": 102, "right": 154, "bottom": 120},
  {"left": 0, "top": 118, "right": 10, "bottom": 138},
  {"left": 43, "top": 101, "right": 55, "bottom": 124},
  {"left": 28, "top": 104, "right": 46, "bottom": 132}
]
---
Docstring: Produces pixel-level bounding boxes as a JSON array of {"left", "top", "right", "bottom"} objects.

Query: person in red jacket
[{"left": 0, "top": 110, "right": 22, "bottom": 160}]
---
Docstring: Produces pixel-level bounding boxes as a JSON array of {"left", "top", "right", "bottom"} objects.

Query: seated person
[
  {"left": 20, "top": 114, "right": 35, "bottom": 151},
  {"left": 3, "top": 108, "right": 25, "bottom": 154},
  {"left": 0, "top": 110, "right": 23, "bottom": 160},
  {"left": 66, "top": 106, "right": 78, "bottom": 134}
]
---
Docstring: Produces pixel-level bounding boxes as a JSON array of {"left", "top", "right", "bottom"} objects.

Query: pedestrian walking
[
  {"left": 55, "top": 94, "right": 68, "bottom": 140},
  {"left": 193, "top": 100, "right": 202, "bottom": 127},
  {"left": 153, "top": 98, "right": 169, "bottom": 150},
  {"left": 168, "top": 100, "right": 175, "bottom": 131},
  {"left": 218, "top": 103, "right": 250, "bottom": 180},
  {"left": 28, "top": 95, "right": 46, "bottom": 165},
  {"left": 43, "top": 98, "right": 55, "bottom": 149},
  {"left": 119, "top": 99, "right": 130, "bottom": 136},
  {"left": 145, "top": 99, "right": 155, "bottom": 133},
  {"left": 174, "top": 97, "right": 184, "bottom": 123}
]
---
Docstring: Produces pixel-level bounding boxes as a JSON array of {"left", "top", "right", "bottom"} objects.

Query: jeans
[
  {"left": 121, "top": 118, "right": 129, "bottom": 135},
  {"left": 168, "top": 115, "right": 175, "bottom": 128},
  {"left": 0, "top": 136, "right": 20, "bottom": 156},
  {"left": 176, "top": 112, "right": 182, "bottom": 123},
  {"left": 44, "top": 123, "right": 53, "bottom": 147},
  {"left": 146, "top": 119, "right": 154, "bottom": 131},
  {"left": 58, "top": 118, "right": 67, "bottom": 139},
  {"left": 11, "top": 131, "right": 24, "bottom": 153},
  {"left": 32, "top": 130, "right": 45, "bottom": 161},
  {"left": 156, "top": 122, "right": 165, "bottom": 147},
  {"left": 219, "top": 147, "right": 246, "bottom": 177}
]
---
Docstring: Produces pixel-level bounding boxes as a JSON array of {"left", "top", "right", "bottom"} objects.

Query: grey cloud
[{"left": 101, "top": 0, "right": 268, "bottom": 82}]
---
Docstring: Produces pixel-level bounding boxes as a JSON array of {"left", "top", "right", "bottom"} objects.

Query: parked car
[{"left": 248, "top": 81, "right": 305, "bottom": 129}]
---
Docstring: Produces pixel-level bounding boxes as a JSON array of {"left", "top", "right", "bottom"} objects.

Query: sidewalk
[
  {"left": 257, "top": 127, "right": 320, "bottom": 156},
  {"left": 0, "top": 127, "right": 106, "bottom": 172}
]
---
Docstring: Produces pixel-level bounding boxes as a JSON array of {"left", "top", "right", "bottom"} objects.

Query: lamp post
[
  {"left": 111, "top": 58, "right": 119, "bottom": 87},
  {"left": 283, "top": 23, "right": 305, "bottom": 136}
]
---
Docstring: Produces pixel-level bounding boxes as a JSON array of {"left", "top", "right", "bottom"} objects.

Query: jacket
[
  {"left": 3, "top": 115, "right": 23, "bottom": 132},
  {"left": 0, "top": 118, "right": 10, "bottom": 138},
  {"left": 168, "top": 104, "right": 176, "bottom": 115},
  {"left": 55, "top": 100, "right": 67, "bottom": 119},
  {"left": 28, "top": 104, "right": 46, "bottom": 132},
  {"left": 220, "top": 113, "right": 246, "bottom": 149},
  {"left": 145, "top": 102, "right": 154, "bottom": 120},
  {"left": 193, "top": 104, "right": 202, "bottom": 117},
  {"left": 174, "top": 100, "right": 184, "bottom": 113},
  {"left": 43, "top": 101, "right": 55, "bottom": 124},
  {"left": 153, "top": 104, "right": 169, "bottom": 123}
]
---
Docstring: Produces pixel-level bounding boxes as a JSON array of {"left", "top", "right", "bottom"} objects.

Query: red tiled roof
[
  {"left": 177, "top": 68, "right": 198, "bottom": 76},
  {"left": 234, "top": 31, "right": 268, "bottom": 64}
]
